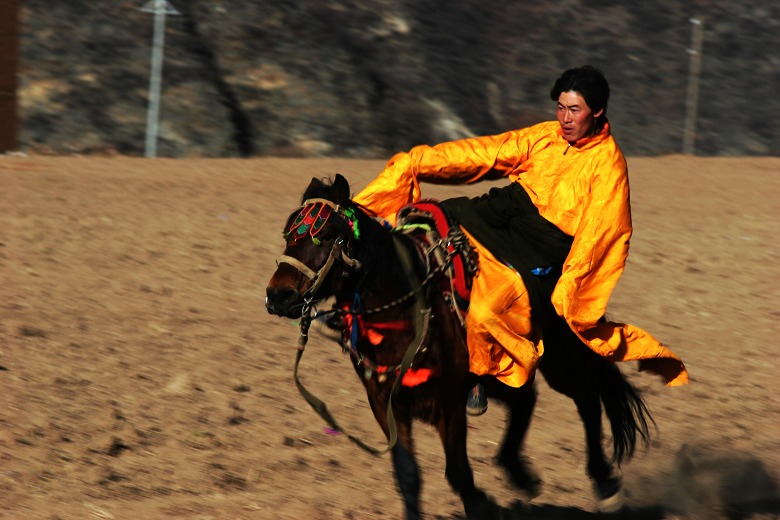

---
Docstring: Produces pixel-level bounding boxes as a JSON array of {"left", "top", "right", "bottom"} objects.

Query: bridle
[
  {"left": 277, "top": 198, "right": 363, "bottom": 308},
  {"left": 278, "top": 198, "right": 457, "bottom": 341},
  {"left": 277, "top": 197, "right": 438, "bottom": 456}
]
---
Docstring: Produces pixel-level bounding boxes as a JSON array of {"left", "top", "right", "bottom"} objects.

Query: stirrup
[{"left": 466, "top": 383, "right": 488, "bottom": 416}]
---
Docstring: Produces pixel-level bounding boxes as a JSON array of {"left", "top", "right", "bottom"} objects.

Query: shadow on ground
[{"left": 443, "top": 499, "right": 780, "bottom": 519}]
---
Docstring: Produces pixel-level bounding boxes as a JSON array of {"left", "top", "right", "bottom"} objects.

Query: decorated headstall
[
  {"left": 285, "top": 198, "right": 360, "bottom": 245},
  {"left": 278, "top": 198, "right": 362, "bottom": 298}
]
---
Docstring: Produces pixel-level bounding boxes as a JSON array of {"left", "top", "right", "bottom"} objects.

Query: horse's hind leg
[
  {"left": 490, "top": 380, "right": 542, "bottom": 498},
  {"left": 538, "top": 325, "right": 623, "bottom": 511},
  {"left": 542, "top": 361, "right": 622, "bottom": 508},
  {"left": 572, "top": 382, "right": 623, "bottom": 509}
]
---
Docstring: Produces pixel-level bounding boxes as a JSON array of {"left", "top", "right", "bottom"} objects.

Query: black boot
[{"left": 466, "top": 383, "right": 488, "bottom": 416}]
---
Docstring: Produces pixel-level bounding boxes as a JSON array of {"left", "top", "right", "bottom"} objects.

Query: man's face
[{"left": 556, "top": 90, "right": 603, "bottom": 143}]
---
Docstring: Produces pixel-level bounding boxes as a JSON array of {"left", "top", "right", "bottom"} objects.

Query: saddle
[{"left": 395, "top": 200, "right": 479, "bottom": 318}]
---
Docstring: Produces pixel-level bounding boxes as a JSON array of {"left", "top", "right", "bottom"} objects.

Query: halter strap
[{"left": 278, "top": 254, "right": 317, "bottom": 280}]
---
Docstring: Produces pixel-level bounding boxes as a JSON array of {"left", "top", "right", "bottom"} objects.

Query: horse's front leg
[
  {"left": 437, "top": 388, "right": 498, "bottom": 520},
  {"left": 391, "top": 433, "right": 421, "bottom": 520},
  {"left": 366, "top": 390, "right": 421, "bottom": 520}
]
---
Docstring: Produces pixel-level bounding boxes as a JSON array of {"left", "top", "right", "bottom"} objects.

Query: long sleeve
[
  {"left": 353, "top": 124, "right": 556, "bottom": 221},
  {"left": 546, "top": 145, "right": 687, "bottom": 386},
  {"left": 551, "top": 149, "right": 632, "bottom": 332}
]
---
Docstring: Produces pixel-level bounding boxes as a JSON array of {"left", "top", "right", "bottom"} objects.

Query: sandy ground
[{"left": 1, "top": 155, "right": 779, "bottom": 520}]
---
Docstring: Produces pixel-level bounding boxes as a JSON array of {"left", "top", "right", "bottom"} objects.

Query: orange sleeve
[
  {"left": 551, "top": 147, "right": 631, "bottom": 332},
  {"left": 547, "top": 148, "right": 688, "bottom": 386},
  {"left": 353, "top": 124, "right": 554, "bottom": 221}
]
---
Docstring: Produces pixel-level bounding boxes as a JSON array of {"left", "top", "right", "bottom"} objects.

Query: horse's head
[{"left": 265, "top": 173, "right": 363, "bottom": 318}]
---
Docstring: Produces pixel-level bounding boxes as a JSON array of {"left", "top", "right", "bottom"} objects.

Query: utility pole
[
  {"left": 139, "top": 0, "right": 180, "bottom": 158},
  {"left": 683, "top": 17, "right": 704, "bottom": 155}
]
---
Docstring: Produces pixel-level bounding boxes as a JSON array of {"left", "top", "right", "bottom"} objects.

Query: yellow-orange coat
[{"left": 355, "top": 121, "right": 688, "bottom": 388}]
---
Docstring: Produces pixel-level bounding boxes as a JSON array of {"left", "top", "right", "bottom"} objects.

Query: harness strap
[
  {"left": 282, "top": 238, "right": 360, "bottom": 303},
  {"left": 306, "top": 243, "right": 341, "bottom": 297},
  {"left": 278, "top": 243, "right": 361, "bottom": 285},
  {"left": 378, "top": 235, "right": 430, "bottom": 453}
]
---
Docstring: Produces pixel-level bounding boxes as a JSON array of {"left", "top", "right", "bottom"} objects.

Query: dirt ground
[{"left": 1, "top": 155, "right": 779, "bottom": 520}]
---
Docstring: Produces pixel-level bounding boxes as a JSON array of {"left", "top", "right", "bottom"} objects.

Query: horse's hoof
[
  {"left": 595, "top": 478, "right": 625, "bottom": 514},
  {"left": 498, "top": 455, "right": 542, "bottom": 498},
  {"left": 597, "top": 487, "right": 625, "bottom": 513},
  {"left": 464, "top": 490, "right": 502, "bottom": 520}
]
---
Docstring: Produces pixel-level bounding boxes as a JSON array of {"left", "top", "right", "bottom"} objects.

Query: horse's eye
[{"left": 320, "top": 230, "right": 338, "bottom": 242}]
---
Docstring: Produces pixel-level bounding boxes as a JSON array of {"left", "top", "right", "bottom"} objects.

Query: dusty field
[{"left": 1, "top": 155, "right": 779, "bottom": 520}]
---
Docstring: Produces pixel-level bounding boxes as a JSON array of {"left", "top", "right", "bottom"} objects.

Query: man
[{"left": 354, "top": 66, "right": 688, "bottom": 414}]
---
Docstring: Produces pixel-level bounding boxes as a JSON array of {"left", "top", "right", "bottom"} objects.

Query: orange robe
[{"left": 355, "top": 121, "right": 688, "bottom": 388}]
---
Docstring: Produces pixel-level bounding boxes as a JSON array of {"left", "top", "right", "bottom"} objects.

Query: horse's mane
[{"left": 353, "top": 206, "right": 411, "bottom": 289}]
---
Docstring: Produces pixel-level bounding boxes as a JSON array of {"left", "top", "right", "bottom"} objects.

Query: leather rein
[{"left": 279, "top": 198, "right": 447, "bottom": 456}]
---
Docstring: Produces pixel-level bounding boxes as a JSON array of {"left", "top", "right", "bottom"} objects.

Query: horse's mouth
[{"left": 265, "top": 292, "right": 305, "bottom": 319}]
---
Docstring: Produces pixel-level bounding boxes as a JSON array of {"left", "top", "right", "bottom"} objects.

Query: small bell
[
  {"left": 363, "top": 366, "right": 373, "bottom": 380},
  {"left": 378, "top": 373, "right": 387, "bottom": 383}
]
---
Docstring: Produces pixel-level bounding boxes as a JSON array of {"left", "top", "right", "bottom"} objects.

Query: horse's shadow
[
  {"left": 441, "top": 502, "right": 667, "bottom": 520},
  {"left": 441, "top": 499, "right": 780, "bottom": 519},
  {"left": 515, "top": 503, "right": 666, "bottom": 519}
]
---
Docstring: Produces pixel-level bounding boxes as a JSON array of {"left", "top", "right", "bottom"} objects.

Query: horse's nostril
[
  {"left": 279, "top": 288, "right": 300, "bottom": 307},
  {"left": 266, "top": 287, "right": 303, "bottom": 317}
]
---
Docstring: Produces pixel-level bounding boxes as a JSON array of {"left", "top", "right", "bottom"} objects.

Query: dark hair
[{"left": 550, "top": 65, "right": 610, "bottom": 117}]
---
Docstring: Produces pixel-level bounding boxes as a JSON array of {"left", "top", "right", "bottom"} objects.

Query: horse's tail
[{"left": 595, "top": 358, "right": 654, "bottom": 466}]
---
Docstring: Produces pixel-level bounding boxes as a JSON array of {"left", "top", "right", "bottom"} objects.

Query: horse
[{"left": 265, "top": 173, "right": 652, "bottom": 520}]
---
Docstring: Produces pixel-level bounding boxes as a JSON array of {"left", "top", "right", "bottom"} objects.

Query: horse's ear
[
  {"left": 302, "top": 177, "right": 324, "bottom": 203},
  {"left": 332, "top": 173, "right": 351, "bottom": 204}
]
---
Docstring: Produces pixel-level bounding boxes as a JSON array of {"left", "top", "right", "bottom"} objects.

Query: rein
[{"left": 292, "top": 232, "right": 432, "bottom": 456}]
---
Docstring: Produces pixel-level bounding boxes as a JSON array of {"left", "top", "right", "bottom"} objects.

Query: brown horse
[{"left": 265, "top": 174, "right": 652, "bottom": 520}]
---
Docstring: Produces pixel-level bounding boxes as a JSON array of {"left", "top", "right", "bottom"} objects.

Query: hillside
[{"left": 18, "top": 0, "right": 780, "bottom": 157}]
